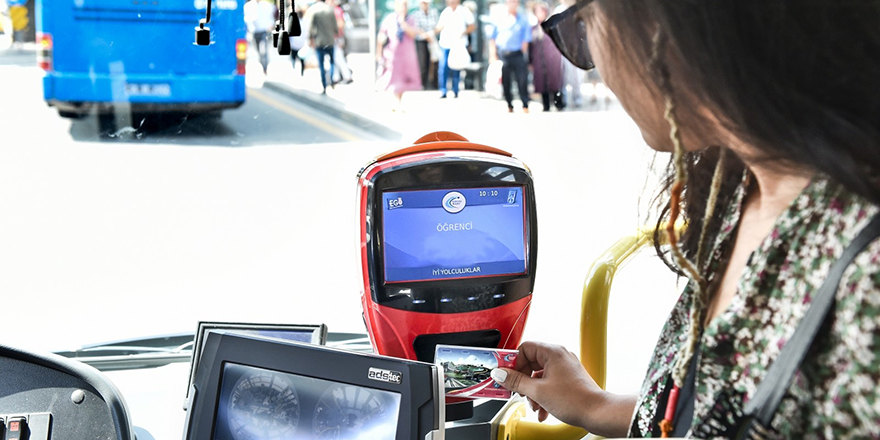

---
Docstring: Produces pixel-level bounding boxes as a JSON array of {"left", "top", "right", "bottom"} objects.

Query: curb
[{"left": 262, "top": 81, "right": 402, "bottom": 140}]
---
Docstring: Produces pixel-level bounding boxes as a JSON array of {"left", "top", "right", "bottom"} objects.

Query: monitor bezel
[
  {"left": 183, "top": 332, "right": 444, "bottom": 440},
  {"left": 365, "top": 157, "right": 538, "bottom": 313},
  {"left": 185, "top": 322, "right": 328, "bottom": 400}
]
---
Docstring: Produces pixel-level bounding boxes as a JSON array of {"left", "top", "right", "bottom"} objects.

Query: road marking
[{"left": 249, "top": 88, "right": 363, "bottom": 142}]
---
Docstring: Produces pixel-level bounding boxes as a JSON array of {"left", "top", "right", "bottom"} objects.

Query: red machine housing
[{"left": 357, "top": 132, "right": 537, "bottom": 362}]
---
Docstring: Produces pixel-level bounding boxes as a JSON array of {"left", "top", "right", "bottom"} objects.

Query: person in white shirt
[
  {"left": 434, "top": 0, "right": 474, "bottom": 98},
  {"left": 244, "top": 0, "right": 277, "bottom": 74}
]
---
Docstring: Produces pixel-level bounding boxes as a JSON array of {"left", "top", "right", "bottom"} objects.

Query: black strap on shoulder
[{"left": 742, "top": 213, "right": 880, "bottom": 430}]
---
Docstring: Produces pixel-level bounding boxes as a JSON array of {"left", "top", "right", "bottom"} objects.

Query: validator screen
[{"left": 382, "top": 186, "right": 527, "bottom": 283}]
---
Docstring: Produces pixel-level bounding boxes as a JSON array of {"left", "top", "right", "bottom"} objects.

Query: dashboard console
[{"left": 0, "top": 343, "right": 134, "bottom": 440}]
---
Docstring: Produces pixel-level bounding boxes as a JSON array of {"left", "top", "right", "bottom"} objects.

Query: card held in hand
[{"left": 435, "top": 344, "right": 518, "bottom": 400}]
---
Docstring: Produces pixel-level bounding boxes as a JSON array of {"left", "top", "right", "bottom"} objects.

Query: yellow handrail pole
[{"left": 580, "top": 232, "right": 652, "bottom": 390}]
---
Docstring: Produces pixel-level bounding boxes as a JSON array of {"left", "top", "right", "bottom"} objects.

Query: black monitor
[
  {"left": 186, "top": 322, "right": 328, "bottom": 400},
  {"left": 364, "top": 155, "right": 539, "bottom": 315},
  {"left": 183, "top": 332, "right": 444, "bottom": 440}
]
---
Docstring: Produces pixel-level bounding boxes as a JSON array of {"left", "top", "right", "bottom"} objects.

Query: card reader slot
[{"left": 413, "top": 330, "right": 502, "bottom": 363}]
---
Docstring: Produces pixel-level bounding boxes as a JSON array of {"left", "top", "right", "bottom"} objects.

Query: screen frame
[
  {"left": 364, "top": 156, "right": 538, "bottom": 313},
  {"left": 213, "top": 361, "right": 405, "bottom": 440},
  {"left": 186, "top": 322, "right": 328, "bottom": 400},
  {"left": 183, "top": 332, "right": 443, "bottom": 440},
  {"left": 380, "top": 185, "right": 529, "bottom": 284}
]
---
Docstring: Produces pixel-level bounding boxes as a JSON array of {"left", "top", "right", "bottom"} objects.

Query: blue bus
[{"left": 35, "top": 0, "right": 246, "bottom": 119}]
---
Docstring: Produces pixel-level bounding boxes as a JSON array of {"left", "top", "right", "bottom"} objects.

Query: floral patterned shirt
[{"left": 628, "top": 175, "right": 880, "bottom": 439}]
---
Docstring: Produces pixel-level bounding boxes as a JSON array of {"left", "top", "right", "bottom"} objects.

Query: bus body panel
[
  {"left": 37, "top": 0, "right": 246, "bottom": 112},
  {"left": 43, "top": 72, "right": 244, "bottom": 103}
]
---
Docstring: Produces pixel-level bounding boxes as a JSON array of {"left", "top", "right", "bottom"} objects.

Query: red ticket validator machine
[{"left": 357, "top": 131, "right": 537, "bottom": 366}]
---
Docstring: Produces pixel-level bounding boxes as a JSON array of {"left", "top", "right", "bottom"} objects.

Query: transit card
[{"left": 434, "top": 344, "right": 518, "bottom": 400}]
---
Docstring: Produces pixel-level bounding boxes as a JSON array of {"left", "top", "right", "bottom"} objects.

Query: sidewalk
[
  {"left": 258, "top": 53, "right": 405, "bottom": 139},
  {"left": 0, "top": 39, "right": 37, "bottom": 53},
  {"left": 255, "top": 52, "right": 619, "bottom": 141}
]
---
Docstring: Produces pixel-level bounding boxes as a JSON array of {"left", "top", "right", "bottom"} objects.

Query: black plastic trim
[
  {"left": 185, "top": 332, "right": 442, "bottom": 440},
  {"left": 365, "top": 156, "right": 538, "bottom": 313},
  {"left": 0, "top": 343, "right": 135, "bottom": 440}
]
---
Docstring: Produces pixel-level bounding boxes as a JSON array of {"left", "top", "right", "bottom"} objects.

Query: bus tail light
[
  {"left": 37, "top": 33, "right": 53, "bottom": 71},
  {"left": 235, "top": 38, "right": 247, "bottom": 75}
]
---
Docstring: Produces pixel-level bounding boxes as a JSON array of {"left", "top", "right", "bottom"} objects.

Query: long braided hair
[{"left": 649, "top": 28, "right": 733, "bottom": 387}]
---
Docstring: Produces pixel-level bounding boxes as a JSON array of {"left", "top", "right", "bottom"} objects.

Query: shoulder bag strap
[{"left": 742, "top": 213, "right": 880, "bottom": 431}]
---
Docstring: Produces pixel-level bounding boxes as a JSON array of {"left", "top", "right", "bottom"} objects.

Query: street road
[
  {"left": 1, "top": 50, "right": 377, "bottom": 145},
  {"left": 1, "top": 46, "right": 680, "bottom": 396}
]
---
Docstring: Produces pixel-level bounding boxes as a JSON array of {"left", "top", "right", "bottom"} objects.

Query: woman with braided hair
[{"left": 489, "top": 1, "right": 880, "bottom": 438}]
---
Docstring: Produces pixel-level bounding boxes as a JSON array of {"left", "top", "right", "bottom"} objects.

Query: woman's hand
[
  {"left": 490, "top": 341, "right": 637, "bottom": 438},
  {"left": 490, "top": 341, "right": 600, "bottom": 427}
]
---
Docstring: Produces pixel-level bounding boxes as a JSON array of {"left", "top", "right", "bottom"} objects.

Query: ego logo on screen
[
  {"left": 442, "top": 191, "right": 466, "bottom": 214},
  {"left": 388, "top": 197, "right": 404, "bottom": 210},
  {"left": 368, "top": 367, "right": 402, "bottom": 385}
]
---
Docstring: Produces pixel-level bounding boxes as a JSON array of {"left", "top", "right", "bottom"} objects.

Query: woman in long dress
[
  {"left": 377, "top": 0, "right": 423, "bottom": 109},
  {"left": 528, "top": 1, "right": 563, "bottom": 111}
]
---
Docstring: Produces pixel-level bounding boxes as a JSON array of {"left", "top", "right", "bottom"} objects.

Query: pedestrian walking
[
  {"left": 288, "top": 2, "right": 308, "bottom": 76},
  {"left": 553, "top": 0, "right": 583, "bottom": 108},
  {"left": 0, "top": 0, "right": 12, "bottom": 49},
  {"left": 376, "top": 0, "right": 423, "bottom": 110},
  {"left": 528, "top": 1, "right": 563, "bottom": 111},
  {"left": 434, "top": 0, "right": 475, "bottom": 98},
  {"left": 244, "top": 0, "right": 277, "bottom": 74},
  {"left": 331, "top": 0, "right": 353, "bottom": 84},
  {"left": 461, "top": 0, "right": 480, "bottom": 90},
  {"left": 412, "top": 0, "right": 439, "bottom": 90},
  {"left": 307, "top": 0, "right": 339, "bottom": 93},
  {"left": 490, "top": 0, "right": 532, "bottom": 112}
]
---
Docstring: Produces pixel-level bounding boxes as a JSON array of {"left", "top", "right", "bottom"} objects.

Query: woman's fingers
[
  {"left": 537, "top": 407, "right": 549, "bottom": 423},
  {"left": 526, "top": 371, "right": 545, "bottom": 412},
  {"left": 514, "top": 340, "right": 566, "bottom": 372},
  {"left": 527, "top": 396, "right": 542, "bottom": 412},
  {"left": 491, "top": 367, "right": 538, "bottom": 398}
]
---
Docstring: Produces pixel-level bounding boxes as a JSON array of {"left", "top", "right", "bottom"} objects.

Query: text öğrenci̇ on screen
[{"left": 382, "top": 186, "right": 527, "bottom": 283}]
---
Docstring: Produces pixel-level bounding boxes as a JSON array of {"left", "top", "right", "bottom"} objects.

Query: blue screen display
[{"left": 382, "top": 186, "right": 527, "bottom": 283}]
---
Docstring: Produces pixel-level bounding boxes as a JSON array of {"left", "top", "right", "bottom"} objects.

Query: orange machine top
[{"left": 374, "top": 131, "right": 513, "bottom": 163}]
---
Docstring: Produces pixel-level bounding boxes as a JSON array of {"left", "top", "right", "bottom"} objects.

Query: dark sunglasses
[{"left": 540, "top": 0, "right": 595, "bottom": 70}]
